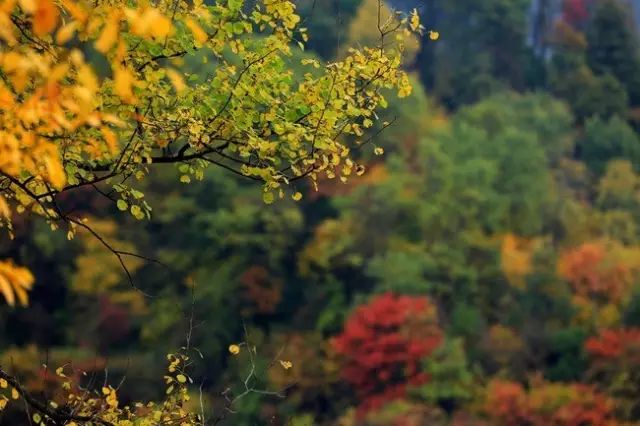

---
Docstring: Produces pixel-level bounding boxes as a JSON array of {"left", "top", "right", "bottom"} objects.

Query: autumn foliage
[
  {"left": 558, "top": 242, "right": 632, "bottom": 302},
  {"left": 585, "top": 328, "right": 640, "bottom": 361},
  {"left": 240, "top": 265, "right": 282, "bottom": 314},
  {"left": 585, "top": 328, "right": 640, "bottom": 420},
  {"left": 332, "top": 293, "right": 443, "bottom": 415},
  {"left": 7, "top": 0, "right": 640, "bottom": 424},
  {"left": 500, "top": 234, "right": 536, "bottom": 289},
  {"left": 484, "top": 379, "right": 617, "bottom": 426}
]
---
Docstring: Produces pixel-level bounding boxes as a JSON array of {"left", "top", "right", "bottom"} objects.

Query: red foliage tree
[
  {"left": 485, "top": 380, "right": 529, "bottom": 425},
  {"left": 484, "top": 379, "right": 617, "bottom": 425},
  {"left": 562, "top": 0, "right": 590, "bottom": 27},
  {"left": 239, "top": 265, "right": 282, "bottom": 315},
  {"left": 585, "top": 328, "right": 640, "bottom": 419},
  {"left": 97, "top": 296, "right": 131, "bottom": 347},
  {"left": 332, "top": 293, "right": 443, "bottom": 415},
  {"left": 585, "top": 328, "right": 640, "bottom": 361}
]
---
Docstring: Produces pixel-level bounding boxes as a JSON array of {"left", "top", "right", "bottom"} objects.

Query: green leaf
[
  {"left": 117, "top": 199, "right": 128, "bottom": 211},
  {"left": 228, "top": 0, "right": 242, "bottom": 12},
  {"left": 263, "top": 192, "right": 275, "bottom": 204},
  {"left": 233, "top": 22, "right": 244, "bottom": 34}
]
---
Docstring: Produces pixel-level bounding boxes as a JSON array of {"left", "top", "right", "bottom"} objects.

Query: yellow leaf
[
  {"left": 102, "top": 386, "right": 111, "bottom": 395},
  {"left": 292, "top": 192, "right": 302, "bottom": 201},
  {"left": 0, "top": 261, "right": 32, "bottom": 306},
  {"left": 101, "top": 127, "right": 118, "bottom": 154},
  {"left": 43, "top": 151, "right": 66, "bottom": 190},
  {"left": 410, "top": 9, "right": 420, "bottom": 32},
  {"left": 11, "top": 388, "right": 18, "bottom": 400},
  {"left": 114, "top": 66, "right": 136, "bottom": 103},
  {"left": 0, "top": 379, "right": 7, "bottom": 388},
  {"left": 149, "top": 12, "right": 172, "bottom": 39},
  {"left": 60, "top": 0, "right": 87, "bottom": 24},
  {"left": 32, "top": 0, "right": 59, "bottom": 36},
  {"left": 13, "top": 285, "right": 28, "bottom": 306},
  {"left": 228, "top": 344, "right": 240, "bottom": 355},
  {"left": 429, "top": 30, "right": 439, "bottom": 41},
  {"left": 102, "top": 114, "right": 126, "bottom": 127},
  {"left": 0, "top": 274, "right": 15, "bottom": 306},
  {"left": 166, "top": 69, "right": 186, "bottom": 94},
  {"left": 126, "top": 8, "right": 173, "bottom": 39},
  {"left": 0, "top": 22, "right": 16, "bottom": 46},
  {"left": 77, "top": 64, "right": 98, "bottom": 97},
  {"left": 374, "top": 147, "right": 384, "bottom": 155},
  {"left": 0, "top": 397, "right": 7, "bottom": 410},
  {"left": 56, "top": 21, "right": 77, "bottom": 44},
  {"left": 176, "top": 374, "right": 187, "bottom": 383},
  {"left": 95, "top": 11, "right": 120, "bottom": 53},
  {"left": 18, "top": 0, "right": 36, "bottom": 13},
  {"left": 48, "top": 63, "right": 69, "bottom": 83},
  {"left": 106, "top": 390, "right": 118, "bottom": 408},
  {"left": 185, "top": 18, "right": 208, "bottom": 45},
  {"left": 279, "top": 360, "right": 292, "bottom": 370},
  {"left": 0, "top": 196, "right": 9, "bottom": 218}
]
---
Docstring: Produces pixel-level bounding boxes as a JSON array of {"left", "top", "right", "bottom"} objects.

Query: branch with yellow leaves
[{"left": 0, "top": 367, "right": 115, "bottom": 426}]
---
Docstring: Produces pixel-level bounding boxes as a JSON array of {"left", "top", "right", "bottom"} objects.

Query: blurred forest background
[{"left": 6, "top": 0, "right": 640, "bottom": 424}]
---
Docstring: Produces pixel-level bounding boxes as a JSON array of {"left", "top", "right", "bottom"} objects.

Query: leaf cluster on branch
[{"left": 0, "top": 0, "right": 421, "bottom": 305}]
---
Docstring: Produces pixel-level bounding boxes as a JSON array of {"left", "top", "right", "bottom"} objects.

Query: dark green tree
[
  {"left": 412, "top": 0, "right": 538, "bottom": 108},
  {"left": 580, "top": 116, "right": 640, "bottom": 176},
  {"left": 549, "top": 21, "right": 629, "bottom": 122},
  {"left": 587, "top": 0, "right": 640, "bottom": 106}
]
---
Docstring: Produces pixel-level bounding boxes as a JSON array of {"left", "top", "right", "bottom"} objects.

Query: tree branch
[{"left": 0, "top": 368, "right": 115, "bottom": 426}]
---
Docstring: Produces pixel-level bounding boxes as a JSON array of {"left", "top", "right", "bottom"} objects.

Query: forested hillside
[{"left": 2, "top": 0, "right": 640, "bottom": 424}]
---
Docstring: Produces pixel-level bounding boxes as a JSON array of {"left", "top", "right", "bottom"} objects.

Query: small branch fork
[{"left": 211, "top": 324, "right": 295, "bottom": 425}]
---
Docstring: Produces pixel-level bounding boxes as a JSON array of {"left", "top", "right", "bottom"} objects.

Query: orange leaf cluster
[
  {"left": 558, "top": 242, "right": 632, "bottom": 302},
  {"left": 585, "top": 328, "right": 640, "bottom": 362}
]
